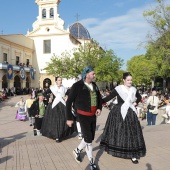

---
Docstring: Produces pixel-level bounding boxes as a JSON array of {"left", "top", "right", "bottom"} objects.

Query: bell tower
[
  {"left": 27, "top": 0, "right": 65, "bottom": 36},
  {"left": 36, "top": 0, "right": 61, "bottom": 21}
]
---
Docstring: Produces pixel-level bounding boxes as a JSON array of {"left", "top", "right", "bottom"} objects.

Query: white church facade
[{"left": 0, "top": 0, "right": 91, "bottom": 90}]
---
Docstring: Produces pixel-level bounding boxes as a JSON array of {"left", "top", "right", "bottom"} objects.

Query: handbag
[
  {"left": 147, "top": 104, "right": 155, "bottom": 110},
  {"left": 147, "top": 96, "right": 155, "bottom": 110}
]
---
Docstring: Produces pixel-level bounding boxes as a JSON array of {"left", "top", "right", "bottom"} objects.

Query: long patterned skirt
[
  {"left": 100, "top": 105, "right": 146, "bottom": 159},
  {"left": 41, "top": 102, "right": 74, "bottom": 140}
]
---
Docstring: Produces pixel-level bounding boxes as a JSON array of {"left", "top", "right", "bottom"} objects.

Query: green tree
[
  {"left": 127, "top": 55, "right": 157, "bottom": 86},
  {"left": 146, "top": 31, "right": 170, "bottom": 92},
  {"left": 115, "top": 69, "right": 126, "bottom": 85},
  {"left": 143, "top": 0, "right": 170, "bottom": 92},
  {"left": 44, "top": 40, "right": 123, "bottom": 83},
  {"left": 43, "top": 51, "right": 78, "bottom": 79},
  {"left": 143, "top": 0, "right": 170, "bottom": 38},
  {"left": 95, "top": 49, "right": 124, "bottom": 82}
]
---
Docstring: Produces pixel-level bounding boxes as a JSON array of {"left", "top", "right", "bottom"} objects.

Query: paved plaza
[{"left": 0, "top": 95, "right": 170, "bottom": 170}]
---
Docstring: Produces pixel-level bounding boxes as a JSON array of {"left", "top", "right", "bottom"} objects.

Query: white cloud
[{"left": 80, "top": 3, "right": 155, "bottom": 52}]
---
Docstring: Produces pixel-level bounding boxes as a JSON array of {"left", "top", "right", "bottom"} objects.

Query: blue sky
[{"left": 0, "top": 0, "right": 166, "bottom": 70}]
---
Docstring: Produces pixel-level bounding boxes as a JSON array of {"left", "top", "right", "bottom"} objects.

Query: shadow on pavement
[
  {"left": 146, "top": 163, "right": 153, "bottom": 170},
  {"left": 160, "top": 118, "right": 166, "bottom": 124},
  {"left": 0, "top": 156, "right": 13, "bottom": 164},
  {"left": 95, "top": 133, "right": 102, "bottom": 144},
  {"left": 0, "top": 97, "right": 16, "bottom": 111},
  {"left": 0, "top": 132, "right": 28, "bottom": 151}
]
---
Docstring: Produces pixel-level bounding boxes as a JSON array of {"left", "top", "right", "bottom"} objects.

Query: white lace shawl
[
  {"left": 50, "top": 85, "right": 67, "bottom": 109},
  {"left": 115, "top": 85, "right": 137, "bottom": 120}
]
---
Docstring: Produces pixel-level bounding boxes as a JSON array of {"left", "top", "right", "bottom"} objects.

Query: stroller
[{"left": 15, "top": 108, "right": 27, "bottom": 121}]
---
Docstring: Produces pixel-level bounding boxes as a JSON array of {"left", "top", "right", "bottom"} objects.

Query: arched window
[
  {"left": 50, "top": 8, "right": 54, "bottom": 18},
  {"left": 42, "top": 9, "right": 46, "bottom": 19},
  {"left": 2, "top": 75, "right": 8, "bottom": 88}
]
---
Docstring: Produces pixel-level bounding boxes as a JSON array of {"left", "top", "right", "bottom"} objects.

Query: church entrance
[
  {"left": 14, "top": 75, "right": 21, "bottom": 95},
  {"left": 14, "top": 75, "right": 21, "bottom": 88},
  {"left": 2, "top": 75, "right": 8, "bottom": 88},
  {"left": 26, "top": 76, "right": 31, "bottom": 88},
  {"left": 43, "top": 78, "right": 51, "bottom": 89}
]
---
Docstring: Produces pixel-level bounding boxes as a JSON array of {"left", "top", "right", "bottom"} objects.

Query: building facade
[
  {"left": 0, "top": 35, "right": 34, "bottom": 90},
  {"left": 0, "top": 0, "right": 91, "bottom": 90}
]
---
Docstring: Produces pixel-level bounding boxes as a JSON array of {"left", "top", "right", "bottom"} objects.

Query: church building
[{"left": 0, "top": 0, "right": 91, "bottom": 90}]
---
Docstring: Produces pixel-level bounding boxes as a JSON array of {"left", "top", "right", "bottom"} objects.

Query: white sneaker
[
  {"left": 166, "top": 120, "right": 170, "bottom": 124},
  {"left": 162, "top": 114, "right": 168, "bottom": 119}
]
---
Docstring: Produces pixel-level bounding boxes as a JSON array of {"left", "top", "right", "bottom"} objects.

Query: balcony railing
[{"left": 0, "top": 62, "right": 36, "bottom": 72}]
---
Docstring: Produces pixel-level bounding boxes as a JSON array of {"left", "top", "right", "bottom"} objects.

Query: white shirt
[
  {"left": 147, "top": 95, "right": 159, "bottom": 114},
  {"left": 84, "top": 82, "right": 93, "bottom": 91}
]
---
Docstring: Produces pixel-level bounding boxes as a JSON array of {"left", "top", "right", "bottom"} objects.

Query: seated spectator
[
  {"left": 158, "top": 95, "right": 168, "bottom": 108},
  {"left": 1, "top": 90, "right": 7, "bottom": 100},
  {"left": 0, "top": 91, "right": 4, "bottom": 102},
  {"left": 162, "top": 99, "right": 170, "bottom": 124}
]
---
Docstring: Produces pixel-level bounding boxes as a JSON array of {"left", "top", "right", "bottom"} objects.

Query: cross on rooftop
[{"left": 75, "top": 13, "right": 80, "bottom": 22}]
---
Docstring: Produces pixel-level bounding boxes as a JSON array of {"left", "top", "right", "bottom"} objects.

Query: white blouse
[{"left": 147, "top": 95, "right": 159, "bottom": 114}]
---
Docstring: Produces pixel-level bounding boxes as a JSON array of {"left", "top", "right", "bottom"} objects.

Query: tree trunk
[
  {"left": 151, "top": 79, "right": 154, "bottom": 88},
  {"left": 163, "top": 78, "right": 166, "bottom": 94}
]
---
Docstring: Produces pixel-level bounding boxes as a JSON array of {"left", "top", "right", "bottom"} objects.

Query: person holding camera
[{"left": 146, "top": 89, "right": 159, "bottom": 125}]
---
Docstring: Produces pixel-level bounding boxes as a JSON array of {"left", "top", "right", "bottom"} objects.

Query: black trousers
[
  {"left": 27, "top": 108, "right": 31, "bottom": 117},
  {"left": 34, "top": 117, "right": 43, "bottom": 130},
  {"left": 77, "top": 114, "right": 96, "bottom": 143}
]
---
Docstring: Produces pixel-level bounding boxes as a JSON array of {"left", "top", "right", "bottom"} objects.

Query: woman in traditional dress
[
  {"left": 100, "top": 72, "right": 146, "bottom": 164},
  {"left": 41, "top": 76, "right": 74, "bottom": 142},
  {"left": 15, "top": 97, "right": 27, "bottom": 121}
]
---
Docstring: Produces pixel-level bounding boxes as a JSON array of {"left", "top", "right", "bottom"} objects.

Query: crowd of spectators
[
  {"left": 0, "top": 89, "right": 8, "bottom": 102},
  {"left": 100, "top": 87, "right": 170, "bottom": 125},
  {"left": 0, "top": 87, "right": 44, "bottom": 103}
]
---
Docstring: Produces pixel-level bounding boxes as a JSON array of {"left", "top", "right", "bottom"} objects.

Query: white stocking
[
  {"left": 32, "top": 117, "right": 35, "bottom": 124},
  {"left": 85, "top": 143, "right": 93, "bottom": 161},
  {"left": 29, "top": 117, "right": 32, "bottom": 124},
  {"left": 77, "top": 138, "right": 86, "bottom": 150},
  {"left": 76, "top": 121, "right": 81, "bottom": 133},
  {"left": 37, "top": 130, "right": 41, "bottom": 136}
]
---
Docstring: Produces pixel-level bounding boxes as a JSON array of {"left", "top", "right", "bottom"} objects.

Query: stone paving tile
[{"left": 1, "top": 96, "right": 170, "bottom": 170}]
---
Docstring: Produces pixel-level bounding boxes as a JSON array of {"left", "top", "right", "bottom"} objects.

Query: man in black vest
[
  {"left": 66, "top": 66, "right": 102, "bottom": 170},
  {"left": 30, "top": 93, "right": 47, "bottom": 136}
]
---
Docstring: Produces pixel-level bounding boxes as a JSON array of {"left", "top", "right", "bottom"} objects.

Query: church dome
[{"left": 69, "top": 22, "right": 91, "bottom": 40}]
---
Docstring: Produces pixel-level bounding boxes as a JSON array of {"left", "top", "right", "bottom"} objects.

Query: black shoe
[
  {"left": 73, "top": 148, "right": 82, "bottom": 163},
  {"left": 90, "top": 158, "right": 98, "bottom": 170},
  {"left": 131, "top": 158, "right": 139, "bottom": 164},
  {"left": 30, "top": 124, "right": 32, "bottom": 126}
]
